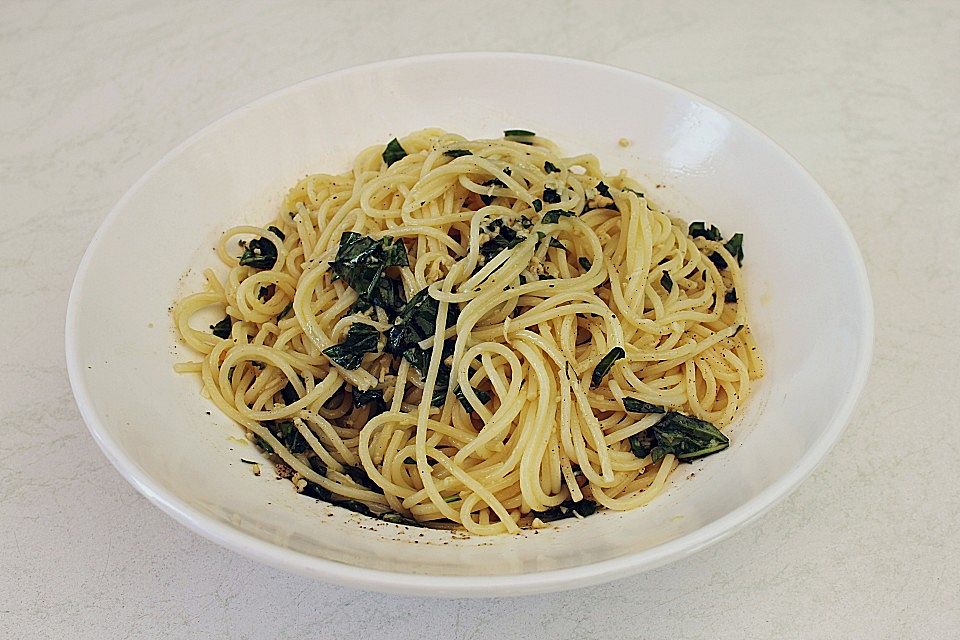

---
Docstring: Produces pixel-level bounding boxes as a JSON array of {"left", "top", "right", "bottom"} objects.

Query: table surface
[{"left": 3, "top": 1, "right": 958, "bottom": 638}]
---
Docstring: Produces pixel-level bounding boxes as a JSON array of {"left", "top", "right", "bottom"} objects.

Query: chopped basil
[
  {"left": 402, "top": 339, "right": 455, "bottom": 407},
  {"left": 322, "top": 323, "right": 381, "bottom": 370},
  {"left": 622, "top": 397, "right": 666, "bottom": 414},
  {"left": 280, "top": 380, "right": 299, "bottom": 406},
  {"left": 532, "top": 499, "right": 597, "bottom": 522},
  {"left": 329, "top": 232, "right": 409, "bottom": 317},
  {"left": 623, "top": 187, "right": 645, "bottom": 198},
  {"left": 724, "top": 233, "right": 744, "bottom": 266},
  {"left": 732, "top": 324, "right": 744, "bottom": 337},
  {"left": 709, "top": 252, "right": 728, "bottom": 270},
  {"left": 239, "top": 226, "right": 284, "bottom": 270},
  {"left": 519, "top": 215, "right": 533, "bottom": 228},
  {"left": 596, "top": 181, "right": 611, "bottom": 198},
  {"left": 382, "top": 138, "right": 407, "bottom": 166},
  {"left": 454, "top": 386, "right": 492, "bottom": 412},
  {"left": 379, "top": 511, "right": 423, "bottom": 527},
  {"left": 270, "top": 420, "right": 308, "bottom": 454},
  {"left": 628, "top": 412, "right": 729, "bottom": 463},
  {"left": 240, "top": 458, "right": 257, "bottom": 465},
  {"left": 578, "top": 257, "right": 592, "bottom": 271},
  {"left": 353, "top": 388, "right": 384, "bottom": 408},
  {"left": 660, "top": 270, "right": 673, "bottom": 293},
  {"left": 542, "top": 209, "right": 575, "bottom": 224},
  {"left": 385, "top": 288, "right": 459, "bottom": 356},
  {"left": 725, "top": 288, "right": 737, "bottom": 303},
  {"left": 591, "top": 347, "right": 625, "bottom": 388},
  {"left": 253, "top": 434, "right": 273, "bottom": 454},
  {"left": 301, "top": 482, "right": 331, "bottom": 501},
  {"left": 403, "top": 457, "right": 415, "bottom": 464},
  {"left": 689, "top": 221, "right": 722, "bottom": 242},
  {"left": 532, "top": 199, "right": 543, "bottom": 212},
  {"left": 548, "top": 237, "right": 567, "bottom": 251},
  {"left": 544, "top": 160, "right": 561, "bottom": 173},
  {"left": 343, "top": 465, "right": 382, "bottom": 492},
  {"left": 504, "top": 129, "right": 536, "bottom": 142},
  {"left": 542, "top": 187, "right": 561, "bottom": 204},
  {"left": 444, "top": 149, "right": 471, "bottom": 158},
  {"left": 210, "top": 315, "right": 232, "bottom": 338},
  {"left": 479, "top": 219, "right": 525, "bottom": 262}
]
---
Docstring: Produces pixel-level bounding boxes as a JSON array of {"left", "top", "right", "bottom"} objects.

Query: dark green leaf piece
[
  {"left": 504, "top": 129, "right": 536, "bottom": 139},
  {"left": 628, "top": 412, "right": 729, "bottom": 463},
  {"left": 444, "top": 149, "right": 471, "bottom": 158},
  {"left": 596, "top": 181, "right": 611, "bottom": 198},
  {"left": 660, "top": 271, "right": 673, "bottom": 293},
  {"left": 689, "top": 221, "right": 723, "bottom": 241},
  {"left": 542, "top": 187, "right": 561, "bottom": 204},
  {"left": 454, "top": 386, "right": 492, "bottom": 412},
  {"left": 591, "top": 347, "right": 625, "bottom": 388},
  {"left": 382, "top": 138, "right": 407, "bottom": 166},
  {"left": 578, "top": 257, "right": 592, "bottom": 271},
  {"left": 532, "top": 499, "right": 597, "bottom": 522},
  {"left": 532, "top": 199, "right": 543, "bottom": 212},
  {"left": 544, "top": 161, "right": 561, "bottom": 173},
  {"left": 622, "top": 397, "right": 666, "bottom": 414},
  {"left": 322, "top": 323, "right": 381, "bottom": 370},
  {"left": 269, "top": 420, "right": 308, "bottom": 454},
  {"left": 329, "top": 232, "right": 409, "bottom": 317},
  {"left": 239, "top": 226, "right": 284, "bottom": 270},
  {"left": 723, "top": 233, "right": 744, "bottom": 266},
  {"left": 210, "top": 315, "right": 232, "bottom": 339},
  {"left": 548, "top": 237, "right": 567, "bottom": 251},
  {"left": 542, "top": 209, "right": 575, "bottom": 224}
]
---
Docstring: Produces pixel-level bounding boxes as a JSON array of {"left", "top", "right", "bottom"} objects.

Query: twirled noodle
[{"left": 173, "top": 129, "right": 765, "bottom": 535}]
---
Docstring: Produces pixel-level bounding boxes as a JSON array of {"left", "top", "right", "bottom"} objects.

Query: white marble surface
[{"left": 2, "top": 1, "right": 958, "bottom": 637}]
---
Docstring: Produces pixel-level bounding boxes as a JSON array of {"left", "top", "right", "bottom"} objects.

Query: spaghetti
[{"left": 173, "top": 129, "right": 764, "bottom": 535}]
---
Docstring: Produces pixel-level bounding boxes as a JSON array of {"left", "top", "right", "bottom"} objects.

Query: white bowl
[{"left": 65, "top": 53, "right": 873, "bottom": 597}]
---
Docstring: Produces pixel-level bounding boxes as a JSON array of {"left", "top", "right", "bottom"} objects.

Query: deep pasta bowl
[{"left": 65, "top": 53, "right": 873, "bottom": 596}]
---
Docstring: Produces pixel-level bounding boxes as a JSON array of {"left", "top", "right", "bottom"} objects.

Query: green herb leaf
[
  {"left": 548, "top": 237, "right": 567, "bottom": 251},
  {"left": 269, "top": 420, "right": 308, "bottom": 454},
  {"left": 542, "top": 209, "right": 575, "bottom": 224},
  {"left": 532, "top": 199, "right": 543, "bottom": 212},
  {"left": 544, "top": 160, "right": 561, "bottom": 173},
  {"left": 578, "top": 257, "right": 592, "bottom": 271},
  {"left": 542, "top": 187, "right": 561, "bottom": 204},
  {"left": 478, "top": 219, "right": 525, "bottom": 263},
  {"left": 454, "top": 386, "right": 492, "bottom": 413},
  {"left": 253, "top": 434, "right": 273, "bottom": 454},
  {"left": 301, "top": 482, "right": 331, "bottom": 501},
  {"left": 709, "top": 252, "right": 728, "bottom": 270},
  {"left": 353, "top": 388, "right": 386, "bottom": 418},
  {"left": 239, "top": 226, "right": 284, "bottom": 270},
  {"left": 591, "top": 347, "right": 625, "bottom": 388},
  {"left": 210, "top": 315, "right": 232, "bottom": 339},
  {"left": 385, "top": 288, "right": 458, "bottom": 355},
  {"left": 660, "top": 271, "right": 673, "bottom": 293},
  {"left": 531, "top": 499, "right": 597, "bottom": 522},
  {"left": 596, "top": 181, "right": 611, "bottom": 198},
  {"left": 723, "top": 233, "right": 744, "bottom": 266},
  {"left": 689, "top": 221, "right": 722, "bottom": 242},
  {"left": 379, "top": 511, "right": 423, "bottom": 527},
  {"left": 623, "top": 187, "right": 645, "bottom": 198},
  {"left": 444, "top": 149, "right": 471, "bottom": 158},
  {"left": 402, "top": 340, "right": 455, "bottom": 406},
  {"left": 622, "top": 397, "right": 666, "bottom": 414},
  {"left": 280, "top": 380, "right": 299, "bottom": 406},
  {"left": 329, "top": 232, "right": 409, "bottom": 317},
  {"left": 504, "top": 129, "right": 536, "bottom": 141},
  {"left": 322, "top": 323, "right": 381, "bottom": 369},
  {"left": 382, "top": 138, "right": 407, "bottom": 166},
  {"left": 628, "top": 412, "right": 729, "bottom": 462},
  {"left": 403, "top": 457, "right": 415, "bottom": 464},
  {"left": 343, "top": 464, "right": 382, "bottom": 492}
]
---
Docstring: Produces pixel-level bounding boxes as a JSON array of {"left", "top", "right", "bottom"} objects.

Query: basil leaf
[
  {"left": 622, "top": 397, "right": 666, "bottom": 414},
  {"left": 239, "top": 226, "right": 284, "bottom": 270},
  {"left": 544, "top": 161, "right": 561, "bottom": 173},
  {"left": 210, "top": 315, "right": 232, "bottom": 339},
  {"left": 578, "top": 257, "right": 592, "bottom": 271},
  {"left": 548, "top": 237, "right": 567, "bottom": 251},
  {"left": 479, "top": 220, "right": 525, "bottom": 262},
  {"left": 724, "top": 233, "right": 744, "bottom": 266},
  {"left": 343, "top": 464, "right": 382, "bottom": 492},
  {"left": 532, "top": 499, "right": 597, "bottom": 522},
  {"left": 402, "top": 340, "right": 455, "bottom": 407},
  {"left": 689, "top": 221, "right": 723, "bottom": 241},
  {"left": 532, "top": 199, "right": 543, "bottom": 212},
  {"left": 329, "top": 232, "right": 409, "bottom": 317},
  {"left": 709, "top": 252, "right": 728, "bottom": 270},
  {"left": 301, "top": 482, "right": 331, "bottom": 501},
  {"left": 596, "top": 181, "right": 611, "bottom": 198},
  {"left": 382, "top": 138, "right": 407, "bottom": 166},
  {"left": 385, "top": 288, "right": 458, "bottom": 355},
  {"left": 624, "top": 187, "right": 645, "bottom": 198},
  {"left": 269, "top": 420, "right": 308, "bottom": 454},
  {"left": 660, "top": 271, "right": 673, "bottom": 293},
  {"left": 280, "top": 380, "right": 299, "bottom": 406},
  {"left": 353, "top": 388, "right": 386, "bottom": 418},
  {"left": 504, "top": 129, "right": 536, "bottom": 142},
  {"left": 628, "top": 412, "right": 729, "bottom": 462},
  {"left": 542, "top": 210, "right": 575, "bottom": 224},
  {"left": 542, "top": 187, "right": 561, "bottom": 204},
  {"left": 454, "top": 386, "right": 492, "bottom": 413},
  {"left": 591, "top": 347, "right": 625, "bottom": 388},
  {"left": 444, "top": 149, "right": 471, "bottom": 158},
  {"left": 322, "top": 323, "right": 381, "bottom": 369}
]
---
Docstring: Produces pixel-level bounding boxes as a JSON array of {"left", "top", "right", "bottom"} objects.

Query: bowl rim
[{"left": 65, "top": 51, "right": 874, "bottom": 597}]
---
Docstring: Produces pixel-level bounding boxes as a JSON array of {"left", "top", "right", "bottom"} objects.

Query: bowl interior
[{"left": 67, "top": 53, "right": 871, "bottom": 595}]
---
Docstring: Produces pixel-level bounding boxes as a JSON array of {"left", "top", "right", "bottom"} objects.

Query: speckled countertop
[{"left": 2, "top": 1, "right": 958, "bottom": 638}]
